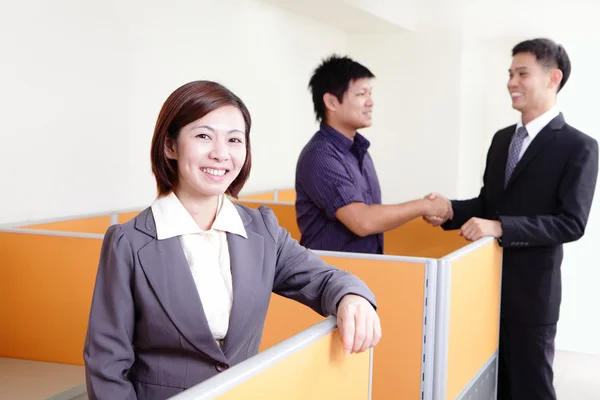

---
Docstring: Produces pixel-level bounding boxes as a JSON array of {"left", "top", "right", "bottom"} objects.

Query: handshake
[
  {"left": 419, "top": 193, "right": 503, "bottom": 241},
  {"left": 421, "top": 192, "right": 453, "bottom": 227}
]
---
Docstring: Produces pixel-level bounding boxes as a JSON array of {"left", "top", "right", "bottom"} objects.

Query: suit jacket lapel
[
  {"left": 222, "top": 215, "right": 264, "bottom": 354},
  {"left": 135, "top": 210, "right": 227, "bottom": 363},
  {"left": 505, "top": 113, "right": 564, "bottom": 190},
  {"left": 496, "top": 128, "right": 513, "bottom": 193}
]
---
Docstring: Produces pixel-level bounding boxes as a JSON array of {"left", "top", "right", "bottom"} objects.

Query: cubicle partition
[
  {"left": 18, "top": 215, "right": 112, "bottom": 235},
  {"left": 435, "top": 238, "right": 502, "bottom": 400},
  {"left": 171, "top": 317, "right": 372, "bottom": 400},
  {"left": 239, "top": 188, "right": 296, "bottom": 203},
  {"left": 0, "top": 188, "right": 501, "bottom": 399},
  {"left": 0, "top": 227, "right": 100, "bottom": 399},
  {"left": 234, "top": 193, "right": 502, "bottom": 400},
  {"left": 0, "top": 229, "right": 101, "bottom": 365},
  {"left": 259, "top": 252, "right": 437, "bottom": 400}
]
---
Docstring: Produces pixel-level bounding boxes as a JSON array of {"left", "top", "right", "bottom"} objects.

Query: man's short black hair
[
  {"left": 308, "top": 54, "right": 375, "bottom": 122},
  {"left": 512, "top": 38, "right": 571, "bottom": 92}
]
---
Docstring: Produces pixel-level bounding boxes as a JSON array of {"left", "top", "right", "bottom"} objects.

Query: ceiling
[{"left": 262, "top": 0, "right": 600, "bottom": 39}]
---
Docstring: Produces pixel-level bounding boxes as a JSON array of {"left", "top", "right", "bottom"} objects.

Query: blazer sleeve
[
  {"left": 259, "top": 206, "right": 377, "bottom": 317},
  {"left": 443, "top": 195, "right": 485, "bottom": 230},
  {"left": 499, "top": 137, "right": 599, "bottom": 247},
  {"left": 84, "top": 224, "right": 137, "bottom": 400}
]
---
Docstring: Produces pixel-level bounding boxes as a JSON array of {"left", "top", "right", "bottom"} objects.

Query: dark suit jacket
[
  {"left": 443, "top": 113, "right": 598, "bottom": 324},
  {"left": 84, "top": 204, "right": 376, "bottom": 400}
]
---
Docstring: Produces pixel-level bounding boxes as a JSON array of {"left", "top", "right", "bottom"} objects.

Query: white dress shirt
[
  {"left": 514, "top": 104, "right": 560, "bottom": 160},
  {"left": 150, "top": 192, "right": 247, "bottom": 339}
]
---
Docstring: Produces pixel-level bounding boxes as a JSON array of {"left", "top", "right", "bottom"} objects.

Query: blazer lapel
[
  {"left": 496, "top": 129, "right": 514, "bottom": 193},
  {"left": 505, "top": 114, "right": 564, "bottom": 190},
  {"left": 222, "top": 208, "right": 265, "bottom": 354},
  {"left": 136, "top": 210, "right": 227, "bottom": 363},
  {"left": 222, "top": 231, "right": 264, "bottom": 353}
]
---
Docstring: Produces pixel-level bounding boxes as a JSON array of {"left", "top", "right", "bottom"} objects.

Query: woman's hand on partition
[{"left": 336, "top": 294, "right": 381, "bottom": 355}]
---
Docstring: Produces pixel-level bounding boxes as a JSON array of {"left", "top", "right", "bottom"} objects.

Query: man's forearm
[{"left": 361, "top": 200, "right": 428, "bottom": 235}]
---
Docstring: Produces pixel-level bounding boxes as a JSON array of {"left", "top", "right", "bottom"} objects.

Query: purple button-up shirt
[{"left": 295, "top": 123, "right": 383, "bottom": 254}]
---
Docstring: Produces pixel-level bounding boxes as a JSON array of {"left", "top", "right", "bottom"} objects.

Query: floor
[
  {"left": 0, "top": 358, "right": 84, "bottom": 400},
  {"left": 554, "top": 350, "right": 600, "bottom": 399},
  {"left": 0, "top": 351, "right": 598, "bottom": 399}
]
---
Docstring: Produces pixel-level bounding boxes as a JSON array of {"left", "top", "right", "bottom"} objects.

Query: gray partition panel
[
  {"left": 421, "top": 259, "right": 438, "bottom": 400},
  {"left": 456, "top": 352, "right": 498, "bottom": 400},
  {"left": 110, "top": 212, "right": 118, "bottom": 225},
  {"left": 45, "top": 383, "right": 87, "bottom": 400},
  {"left": 433, "top": 259, "right": 452, "bottom": 400},
  {"left": 369, "top": 347, "right": 374, "bottom": 400}
]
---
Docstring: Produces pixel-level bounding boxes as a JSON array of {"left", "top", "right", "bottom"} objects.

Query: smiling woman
[{"left": 83, "top": 80, "right": 382, "bottom": 400}]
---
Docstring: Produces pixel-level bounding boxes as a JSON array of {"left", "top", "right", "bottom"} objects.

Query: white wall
[
  {"left": 344, "top": 0, "right": 418, "bottom": 31},
  {"left": 534, "top": 36, "right": 600, "bottom": 355},
  {"left": 455, "top": 33, "right": 488, "bottom": 199},
  {"left": 0, "top": 0, "right": 133, "bottom": 224},
  {"left": 0, "top": 0, "right": 347, "bottom": 224},
  {"left": 346, "top": 31, "right": 464, "bottom": 204},
  {"left": 114, "top": 0, "right": 348, "bottom": 209}
]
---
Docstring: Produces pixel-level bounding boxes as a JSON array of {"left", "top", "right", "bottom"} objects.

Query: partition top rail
[
  {"left": 0, "top": 227, "right": 105, "bottom": 239},
  {"left": 313, "top": 249, "right": 436, "bottom": 263},
  {"left": 0, "top": 193, "right": 295, "bottom": 228},
  {"left": 235, "top": 198, "right": 295, "bottom": 206},
  {"left": 0, "top": 209, "right": 133, "bottom": 229},
  {"left": 440, "top": 236, "right": 496, "bottom": 262},
  {"left": 169, "top": 317, "right": 338, "bottom": 400}
]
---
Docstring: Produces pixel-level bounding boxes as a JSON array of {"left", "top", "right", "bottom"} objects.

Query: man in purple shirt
[{"left": 295, "top": 55, "right": 450, "bottom": 254}]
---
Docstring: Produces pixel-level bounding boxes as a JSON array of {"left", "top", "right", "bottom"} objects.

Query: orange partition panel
[
  {"left": 0, "top": 232, "right": 102, "bottom": 365},
  {"left": 236, "top": 201, "right": 301, "bottom": 242},
  {"left": 276, "top": 189, "right": 296, "bottom": 202},
  {"left": 446, "top": 241, "right": 502, "bottom": 399},
  {"left": 260, "top": 256, "right": 426, "bottom": 400},
  {"left": 238, "top": 191, "right": 275, "bottom": 201},
  {"left": 20, "top": 216, "right": 111, "bottom": 235},
  {"left": 118, "top": 210, "right": 142, "bottom": 224},
  {"left": 218, "top": 331, "right": 369, "bottom": 399},
  {"left": 384, "top": 218, "right": 469, "bottom": 258}
]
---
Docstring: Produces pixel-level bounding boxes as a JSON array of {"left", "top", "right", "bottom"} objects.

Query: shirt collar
[
  {"left": 319, "top": 122, "right": 371, "bottom": 153},
  {"left": 516, "top": 104, "right": 560, "bottom": 140},
  {"left": 150, "top": 192, "right": 247, "bottom": 240}
]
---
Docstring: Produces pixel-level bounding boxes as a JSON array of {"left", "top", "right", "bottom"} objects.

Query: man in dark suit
[{"left": 425, "top": 38, "right": 599, "bottom": 399}]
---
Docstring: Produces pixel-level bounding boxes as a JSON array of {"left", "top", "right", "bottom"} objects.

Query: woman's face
[{"left": 165, "top": 105, "right": 247, "bottom": 199}]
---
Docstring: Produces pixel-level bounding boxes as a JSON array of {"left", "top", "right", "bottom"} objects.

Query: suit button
[{"left": 215, "top": 362, "right": 229, "bottom": 372}]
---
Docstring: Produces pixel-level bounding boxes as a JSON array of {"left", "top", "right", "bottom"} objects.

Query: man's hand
[
  {"left": 459, "top": 217, "right": 502, "bottom": 241},
  {"left": 422, "top": 192, "right": 453, "bottom": 226},
  {"left": 336, "top": 294, "right": 382, "bottom": 355}
]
